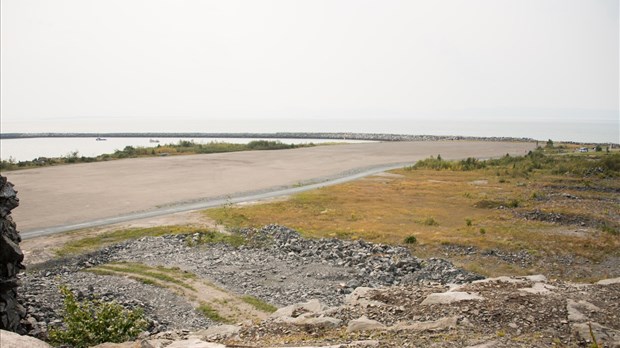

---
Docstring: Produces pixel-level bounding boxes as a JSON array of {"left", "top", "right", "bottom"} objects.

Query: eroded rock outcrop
[{"left": 0, "top": 175, "right": 25, "bottom": 332}]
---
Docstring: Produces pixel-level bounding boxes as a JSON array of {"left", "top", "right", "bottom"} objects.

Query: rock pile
[
  {"left": 230, "top": 275, "right": 620, "bottom": 347},
  {"left": 19, "top": 224, "right": 482, "bottom": 338},
  {"left": 240, "top": 224, "right": 483, "bottom": 288},
  {"left": 0, "top": 175, "right": 26, "bottom": 333}
]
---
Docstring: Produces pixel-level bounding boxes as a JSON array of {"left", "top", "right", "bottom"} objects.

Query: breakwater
[{"left": 0, "top": 132, "right": 535, "bottom": 142}]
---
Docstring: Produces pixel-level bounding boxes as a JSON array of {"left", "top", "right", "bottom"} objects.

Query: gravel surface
[{"left": 19, "top": 225, "right": 480, "bottom": 338}]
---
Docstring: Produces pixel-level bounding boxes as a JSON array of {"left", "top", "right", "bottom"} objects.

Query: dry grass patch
[{"left": 205, "top": 150, "right": 620, "bottom": 280}]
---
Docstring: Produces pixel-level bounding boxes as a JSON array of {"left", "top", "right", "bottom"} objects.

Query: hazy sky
[{"left": 1, "top": 0, "right": 618, "bottom": 135}]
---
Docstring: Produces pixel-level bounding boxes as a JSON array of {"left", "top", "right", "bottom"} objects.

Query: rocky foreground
[{"left": 7, "top": 225, "right": 620, "bottom": 347}]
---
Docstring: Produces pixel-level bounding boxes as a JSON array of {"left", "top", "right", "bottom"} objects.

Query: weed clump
[
  {"left": 241, "top": 295, "right": 277, "bottom": 313},
  {"left": 404, "top": 235, "right": 417, "bottom": 244},
  {"left": 49, "top": 286, "right": 147, "bottom": 348},
  {"left": 197, "top": 302, "right": 228, "bottom": 322}
]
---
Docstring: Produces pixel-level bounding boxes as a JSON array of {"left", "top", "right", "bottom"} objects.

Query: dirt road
[{"left": 3, "top": 140, "right": 535, "bottom": 234}]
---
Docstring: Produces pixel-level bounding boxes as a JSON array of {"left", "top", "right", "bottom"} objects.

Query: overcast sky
[{"left": 1, "top": 0, "right": 618, "bottom": 135}]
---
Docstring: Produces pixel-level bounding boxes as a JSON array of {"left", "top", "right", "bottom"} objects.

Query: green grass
[
  {"left": 185, "top": 230, "right": 247, "bottom": 248},
  {"left": 55, "top": 226, "right": 208, "bottom": 256},
  {"left": 197, "top": 302, "right": 229, "bottom": 322},
  {"left": 240, "top": 295, "right": 277, "bottom": 313},
  {"left": 89, "top": 262, "right": 196, "bottom": 290},
  {"left": 407, "top": 149, "right": 620, "bottom": 179}
]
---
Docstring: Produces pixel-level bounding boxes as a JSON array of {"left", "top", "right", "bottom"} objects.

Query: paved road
[{"left": 3, "top": 140, "right": 536, "bottom": 238}]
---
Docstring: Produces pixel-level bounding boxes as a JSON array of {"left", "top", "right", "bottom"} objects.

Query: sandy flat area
[{"left": 3, "top": 140, "right": 535, "bottom": 232}]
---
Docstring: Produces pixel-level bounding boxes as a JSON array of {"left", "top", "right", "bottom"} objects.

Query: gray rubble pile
[
  {"left": 20, "top": 224, "right": 482, "bottom": 337},
  {"left": 240, "top": 224, "right": 483, "bottom": 287}
]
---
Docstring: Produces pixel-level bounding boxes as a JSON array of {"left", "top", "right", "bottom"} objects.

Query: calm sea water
[
  {"left": 1, "top": 118, "right": 618, "bottom": 162},
  {"left": 0, "top": 137, "right": 369, "bottom": 162}
]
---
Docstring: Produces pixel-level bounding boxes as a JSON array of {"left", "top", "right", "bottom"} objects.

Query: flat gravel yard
[{"left": 4, "top": 140, "right": 534, "bottom": 232}]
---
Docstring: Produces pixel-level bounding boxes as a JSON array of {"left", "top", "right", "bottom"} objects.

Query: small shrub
[
  {"left": 48, "top": 286, "right": 147, "bottom": 348},
  {"left": 601, "top": 224, "right": 619, "bottom": 235},
  {"left": 423, "top": 217, "right": 438, "bottom": 226},
  {"left": 546, "top": 139, "right": 554, "bottom": 148},
  {"left": 479, "top": 228, "right": 486, "bottom": 235},
  {"left": 404, "top": 235, "right": 417, "bottom": 244},
  {"left": 465, "top": 218, "right": 472, "bottom": 226},
  {"left": 507, "top": 199, "right": 520, "bottom": 208}
]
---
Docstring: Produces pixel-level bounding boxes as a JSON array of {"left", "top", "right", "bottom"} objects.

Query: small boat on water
[
  {"left": 149, "top": 139, "right": 160, "bottom": 143},
  {"left": 95, "top": 137, "right": 107, "bottom": 141}
]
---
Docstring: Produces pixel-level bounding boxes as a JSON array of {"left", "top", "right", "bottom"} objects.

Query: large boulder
[
  {"left": 0, "top": 175, "right": 26, "bottom": 333},
  {"left": 0, "top": 329, "right": 52, "bottom": 348}
]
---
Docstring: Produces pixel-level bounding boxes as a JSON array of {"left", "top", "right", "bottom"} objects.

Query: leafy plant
[
  {"left": 48, "top": 286, "right": 147, "bottom": 348},
  {"left": 403, "top": 235, "right": 417, "bottom": 244}
]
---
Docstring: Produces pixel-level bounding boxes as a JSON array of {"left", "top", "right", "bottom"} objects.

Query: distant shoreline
[{"left": 0, "top": 132, "right": 538, "bottom": 142}]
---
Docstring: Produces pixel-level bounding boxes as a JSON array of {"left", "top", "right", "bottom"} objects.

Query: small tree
[
  {"left": 545, "top": 139, "right": 554, "bottom": 148},
  {"left": 49, "top": 286, "right": 148, "bottom": 348}
]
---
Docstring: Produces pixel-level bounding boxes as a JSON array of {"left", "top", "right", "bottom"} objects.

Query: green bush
[
  {"left": 404, "top": 235, "right": 417, "bottom": 244},
  {"left": 49, "top": 286, "right": 148, "bottom": 348}
]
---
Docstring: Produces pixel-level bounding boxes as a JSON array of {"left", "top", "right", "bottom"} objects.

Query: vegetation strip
[
  {"left": 1, "top": 139, "right": 314, "bottom": 170},
  {"left": 54, "top": 226, "right": 210, "bottom": 257},
  {"left": 84, "top": 262, "right": 276, "bottom": 323}
]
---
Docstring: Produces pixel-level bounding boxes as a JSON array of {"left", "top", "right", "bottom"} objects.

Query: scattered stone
[
  {"left": 518, "top": 282, "right": 556, "bottom": 295},
  {"left": 566, "top": 299, "right": 600, "bottom": 323},
  {"left": 90, "top": 342, "right": 139, "bottom": 348},
  {"left": 390, "top": 316, "right": 459, "bottom": 332},
  {"left": 271, "top": 299, "right": 326, "bottom": 320},
  {"left": 464, "top": 341, "right": 498, "bottom": 348},
  {"left": 420, "top": 291, "right": 484, "bottom": 305},
  {"left": 344, "top": 287, "right": 384, "bottom": 308},
  {"left": 166, "top": 339, "right": 226, "bottom": 348},
  {"left": 571, "top": 322, "right": 620, "bottom": 346},
  {"left": 596, "top": 277, "right": 620, "bottom": 285},
  {"left": 192, "top": 325, "right": 241, "bottom": 341},
  {"left": 346, "top": 316, "right": 386, "bottom": 333},
  {"left": 292, "top": 316, "right": 342, "bottom": 329},
  {"left": 140, "top": 339, "right": 173, "bottom": 348}
]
